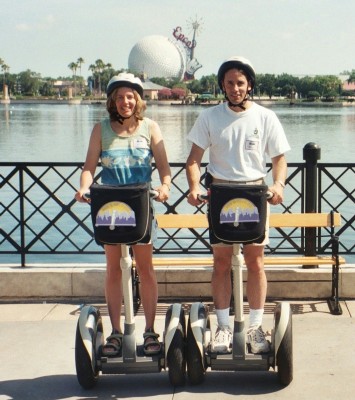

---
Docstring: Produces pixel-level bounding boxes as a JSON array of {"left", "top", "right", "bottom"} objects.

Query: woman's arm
[
  {"left": 75, "top": 123, "right": 101, "bottom": 202},
  {"left": 150, "top": 120, "right": 171, "bottom": 202}
]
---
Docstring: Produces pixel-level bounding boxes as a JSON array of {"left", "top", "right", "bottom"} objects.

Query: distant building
[{"left": 142, "top": 81, "right": 168, "bottom": 100}]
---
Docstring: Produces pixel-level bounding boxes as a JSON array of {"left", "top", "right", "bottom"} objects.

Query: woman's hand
[
  {"left": 155, "top": 184, "right": 170, "bottom": 202},
  {"left": 74, "top": 190, "right": 90, "bottom": 203}
]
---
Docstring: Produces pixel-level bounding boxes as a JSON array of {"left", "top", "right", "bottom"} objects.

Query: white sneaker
[
  {"left": 212, "top": 326, "right": 232, "bottom": 353},
  {"left": 247, "top": 326, "right": 270, "bottom": 354}
]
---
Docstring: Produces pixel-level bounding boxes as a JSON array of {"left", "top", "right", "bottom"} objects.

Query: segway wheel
[
  {"left": 274, "top": 302, "right": 293, "bottom": 386},
  {"left": 75, "top": 306, "right": 103, "bottom": 389},
  {"left": 165, "top": 305, "right": 186, "bottom": 386},
  {"left": 186, "top": 304, "right": 208, "bottom": 385}
]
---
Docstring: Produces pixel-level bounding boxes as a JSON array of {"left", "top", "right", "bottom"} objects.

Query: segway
[
  {"left": 75, "top": 183, "right": 186, "bottom": 389},
  {"left": 186, "top": 183, "right": 293, "bottom": 386}
]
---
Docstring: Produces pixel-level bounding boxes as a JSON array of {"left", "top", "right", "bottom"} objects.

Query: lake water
[
  {"left": 1, "top": 102, "right": 354, "bottom": 163},
  {"left": 0, "top": 102, "right": 354, "bottom": 263}
]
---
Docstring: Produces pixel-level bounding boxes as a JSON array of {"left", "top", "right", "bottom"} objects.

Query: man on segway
[{"left": 186, "top": 56, "right": 290, "bottom": 354}]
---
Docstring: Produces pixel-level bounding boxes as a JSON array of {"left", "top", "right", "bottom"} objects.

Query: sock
[
  {"left": 249, "top": 308, "right": 264, "bottom": 328},
  {"left": 215, "top": 308, "right": 230, "bottom": 329}
]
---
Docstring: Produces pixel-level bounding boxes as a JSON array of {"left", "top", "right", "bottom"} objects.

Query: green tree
[
  {"left": 347, "top": 69, "right": 355, "bottom": 84},
  {"left": 275, "top": 73, "right": 300, "bottom": 98},
  {"left": 39, "top": 77, "right": 56, "bottom": 97},
  {"left": 150, "top": 77, "right": 170, "bottom": 87},
  {"left": 1, "top": 62, "right": 10, "bottom": 86},
  {"left": 187, "top": 78, "right": 202, "bottom": 94},
  {"left": 257, "top": 74, "right": 276, "bottom": 99},
  {"left": 17, "top": 70, "right": 41, "bottom": 96},
  {"left": 298, "top": 76, "right": 314, "bottom": 99},
  {"left": 199, "top": 74, "right": 217, "bottom": 95},
  {"left": 313, "top": 75, "right": 341, "bottom": 98},
  {"left": 68, "top": 61, "right": 78, "bottom": 96},
  {"left": 77, "top": 57, "right": 84, "bottom": 93}
]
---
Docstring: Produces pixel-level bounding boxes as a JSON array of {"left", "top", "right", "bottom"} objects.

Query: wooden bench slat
[
  {"left": 156, "top": 214, "right": 208, "bottom": 229},
  {"left": 134, "top": 255, "right": 346, "bottom": 267},
  {"left": 148, "top": 211, "right": 344, "bottom": 315},
  {"left": 156, "top": 213, "right": 341, "bottom": 229},
  {"left": 269, "top": 213, "right": 341, "bottom": 227}
]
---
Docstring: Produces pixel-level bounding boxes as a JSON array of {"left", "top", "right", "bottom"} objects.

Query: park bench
[{"left": 135, "top": 211, "right": 345, "bottom": 315}]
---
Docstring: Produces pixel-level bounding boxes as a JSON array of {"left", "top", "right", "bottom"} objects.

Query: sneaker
[
  {"left": 212, "top": 326, "right": 232, "bottom": 353},
  {"left": 247, "top": 326, "right": 270, "bottom": 354}
]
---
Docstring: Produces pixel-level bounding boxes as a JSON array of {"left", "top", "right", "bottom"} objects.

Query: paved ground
[{"left": 0, "top": 300, "right": 354, "bottom": 400}]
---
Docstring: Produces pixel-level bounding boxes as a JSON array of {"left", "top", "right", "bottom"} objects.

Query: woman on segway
[{"left": 75, "top": 73, "right": 171, "bottom": 357}]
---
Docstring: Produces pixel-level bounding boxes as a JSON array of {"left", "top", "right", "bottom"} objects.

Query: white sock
[
  {"left": 249, "top": 308, "right": 264, "bottom": 328},
  {"left": 215, "top": 308, "right": 230, "bottom": 329}
]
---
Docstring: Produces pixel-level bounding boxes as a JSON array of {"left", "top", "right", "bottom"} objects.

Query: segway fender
[
  {"left": 78, "top": 305, "right": 98, "bottom": 366},
  {"left": 165, "top": 303, "right": 183, "bottom": 357},
  {"left": 274, "top": 302, "right": 291, "bottom": 355},
  {"left": 189, "top": 303, "right": 207, "bottom": 357}
]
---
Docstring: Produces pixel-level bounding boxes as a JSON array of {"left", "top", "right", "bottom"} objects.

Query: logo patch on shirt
[
  {"left": 245, "top": 139, "right": 259, "bottom": 151},
  {"left": 133, "top": 138, "right": 149, "bottom": 149}
]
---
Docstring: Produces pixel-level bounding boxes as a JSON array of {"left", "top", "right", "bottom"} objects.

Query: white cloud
[
  {"left": 15, "top": 14, "right": 55, "bottom": 32},
  {"left": 15, "top": 23, "right": 31, "bottom": 31}
]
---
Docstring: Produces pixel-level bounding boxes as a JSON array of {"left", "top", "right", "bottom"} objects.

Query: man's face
[{"left": 222, "top": 68, "right": 251, "bottom": 104}]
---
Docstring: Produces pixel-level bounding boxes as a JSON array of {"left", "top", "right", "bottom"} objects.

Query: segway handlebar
[
  {"left": 197, "top": 190, "right": 274, "bottom": 202},
  {"left": 83, "top": 189, "right": 159, "bottom": 203}
]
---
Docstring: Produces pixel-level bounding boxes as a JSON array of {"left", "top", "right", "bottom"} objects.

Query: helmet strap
[
  {"left": 225, "top": 93, "right": 248, "bottom": 111},
  {"left": 115, "top": 112, "right": 132, "bottom": 125}
]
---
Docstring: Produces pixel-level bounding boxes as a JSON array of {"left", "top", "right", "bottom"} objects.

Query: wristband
[{"left": 162, "top": 182, "right": 171, "bottom": 191}]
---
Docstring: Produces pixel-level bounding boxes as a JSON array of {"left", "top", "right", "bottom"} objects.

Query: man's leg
[
  {"left": 243, "top": 244, "right": 270, "bottom": 353},
  {"left": 212, "top": 245, "right": 233, "bottom": 309},
  {"left": 211, "top": 245, "right": 233, "bottom": 352},
  {"left": 243, "top": 244, "right": 267, "bottom": 310}
]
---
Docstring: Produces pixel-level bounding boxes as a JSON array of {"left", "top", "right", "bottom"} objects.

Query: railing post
[
  {"left": 303, "top": 142, "right": 321, "bottom": 268},
  {"left": 19, "top": 167, "right": 26, "bottom": 267}
]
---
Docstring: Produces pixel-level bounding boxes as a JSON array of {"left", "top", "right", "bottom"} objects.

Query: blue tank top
[{"left": 100, "top": 118, "right": 153, "bottom": 185}]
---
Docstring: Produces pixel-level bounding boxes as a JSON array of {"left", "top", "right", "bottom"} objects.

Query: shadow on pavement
[{"left": 0, "top": 370, "right": 286, "bottom": 400}]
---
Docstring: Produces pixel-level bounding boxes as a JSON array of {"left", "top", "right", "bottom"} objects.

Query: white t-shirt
[{"left": 188, "top": 102, "right": 291, "bottom": 181}]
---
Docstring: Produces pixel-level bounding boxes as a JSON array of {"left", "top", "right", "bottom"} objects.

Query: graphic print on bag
[
  {"left": 209, "top": 184, "right": 268, "bottom": 244},
  {"left": 220, "top": 198, "right": 260, "bottom": 226},
  {"left": 95, "top": 201, "right": 136, "bottom": 230},
  {"left": 89, "top": 183, "right": 152, "bottom": 245}
]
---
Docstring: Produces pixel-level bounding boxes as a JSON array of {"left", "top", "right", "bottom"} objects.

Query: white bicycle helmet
[
  {"left": 217, "top": 56, "right": 256, "bottom": 91},
  {"left": 106, "top": 73, "right": 144, "bottom": 98}
]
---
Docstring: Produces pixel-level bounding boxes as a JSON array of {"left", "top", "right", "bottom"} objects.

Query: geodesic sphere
[{"left": 128, "top": 35, "right": 185, "bottom": 79}]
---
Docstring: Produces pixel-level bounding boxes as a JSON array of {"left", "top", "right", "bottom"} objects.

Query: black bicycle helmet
[
  {"left": 106, "top": 73, "right": 144, "bottom": 98},
  {"left": 217, "top": 56, "right": 256, "bottom": 91}
]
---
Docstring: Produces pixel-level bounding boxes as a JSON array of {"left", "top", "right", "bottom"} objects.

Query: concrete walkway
[{"left": 0, "top": 300, "right": 354, "bottom": 400}]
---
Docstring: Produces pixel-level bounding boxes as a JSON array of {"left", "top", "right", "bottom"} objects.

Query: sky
[{"left": 1, "top": 0, "right": 354, "bottom": 80}]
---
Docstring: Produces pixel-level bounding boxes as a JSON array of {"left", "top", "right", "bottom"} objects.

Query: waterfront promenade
[{"left": 0, "top": 300, "right": 354, "bottom": 400}]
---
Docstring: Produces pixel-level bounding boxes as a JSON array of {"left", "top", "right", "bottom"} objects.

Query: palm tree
[
  {"left": 347, "top": 70, "right": 355, "bottom": 85},
  {"left": 88, "top": 63, "right": 97, "bottom": 94},
  {"left": 68, "top": 62, "right": 78, "bottom": 96},
  {"left": 94, "top": 59, "right": 105, "bottom": 96},
  {"left": 1, "top": 63, "right": 10, "bottom": 86},
  {"left": 77, "top": 57, "right": 84, "bottom": 93}
]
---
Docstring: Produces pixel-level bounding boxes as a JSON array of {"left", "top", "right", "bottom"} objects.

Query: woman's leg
[
  {"left": 132, "top": 244, "right": 157, "bottom": 331},
  {"left": 104, "top": 244, "right": 123, "bottom": 333}
]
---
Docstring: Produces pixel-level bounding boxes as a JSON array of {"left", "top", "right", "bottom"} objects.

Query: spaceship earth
[{"left": 128, "top": 35, "right": 185, "bottom": 79}]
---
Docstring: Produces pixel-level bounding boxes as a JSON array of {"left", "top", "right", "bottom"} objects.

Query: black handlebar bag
[
  {"left": 209, "top": 183, "right": 268, "bottom": 244},
  {"left": 89, "top": 183, "right": 152, "bottom": 245}
]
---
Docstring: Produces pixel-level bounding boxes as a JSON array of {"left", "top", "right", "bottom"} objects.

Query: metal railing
[{"left": 1, "top": 145, "right": 354, "bottom": 266}]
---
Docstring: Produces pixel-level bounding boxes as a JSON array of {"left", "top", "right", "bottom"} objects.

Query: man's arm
[
  {"left": 268, "top": 154, "right": 287, "bottom": 205},
  {"left": 186, "top": 143, "right": 205, "bottom": 206}
]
